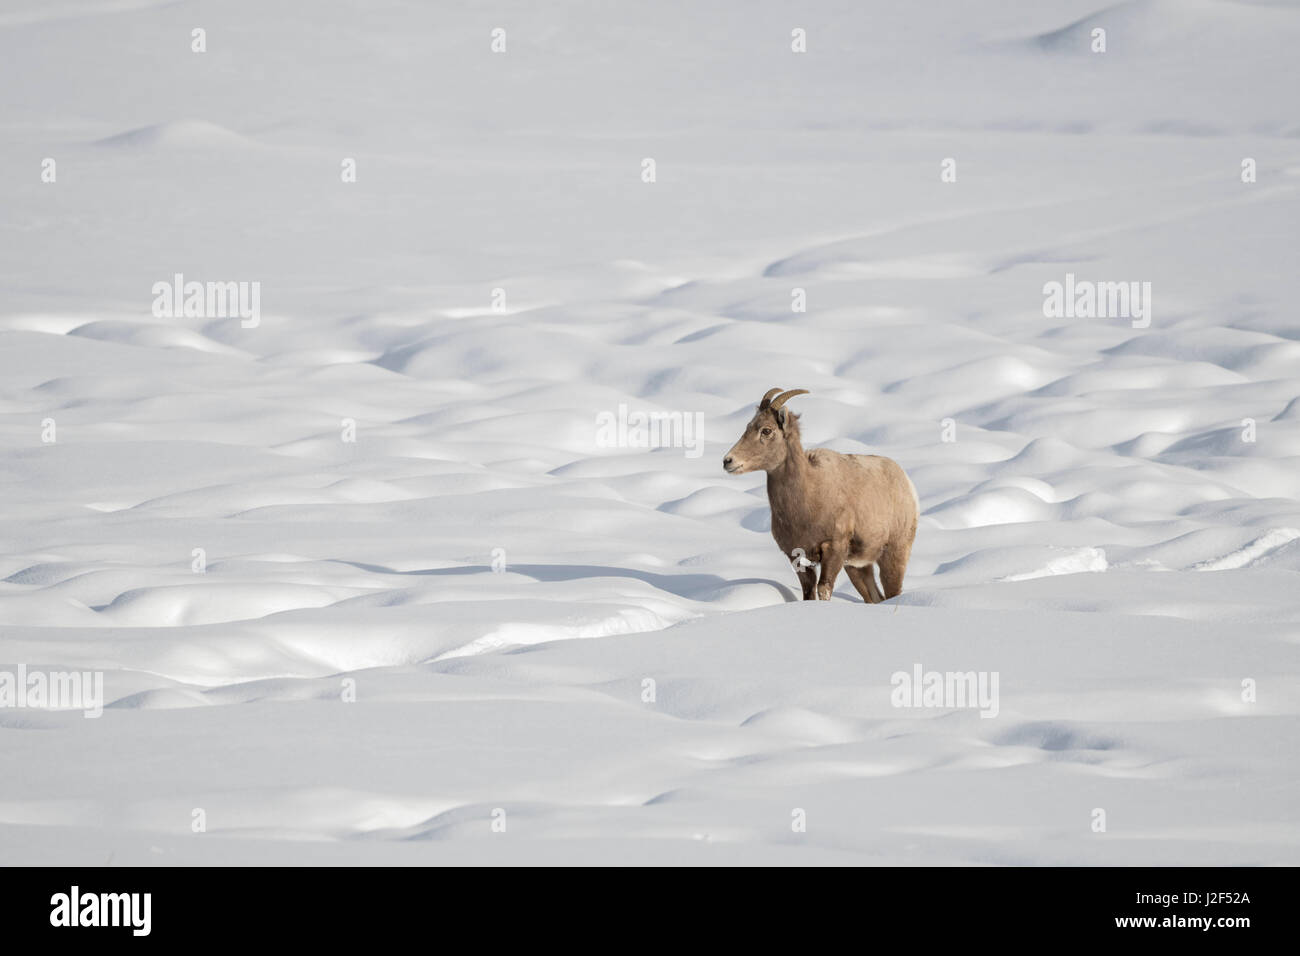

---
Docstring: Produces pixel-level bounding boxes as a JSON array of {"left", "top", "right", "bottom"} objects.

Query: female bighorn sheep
[{"left": 723, "top": 388, "right": 918, "bottom": 603}]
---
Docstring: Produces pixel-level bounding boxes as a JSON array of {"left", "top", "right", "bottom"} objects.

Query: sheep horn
[
  {"left": 769, "top": 388, "right": 809, "bottom": 411},
  {"left": 759, "top": 387, "right": 784, "bottom": 409}
]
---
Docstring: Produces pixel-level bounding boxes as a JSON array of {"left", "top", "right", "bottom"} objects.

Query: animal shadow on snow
[{"left": 327, "top": 560, "right": 799, "bottom": 603}]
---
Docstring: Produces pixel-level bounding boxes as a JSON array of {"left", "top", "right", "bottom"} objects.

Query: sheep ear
[{"left": 774, "top": 408, "right": 787, "bottom": 429}]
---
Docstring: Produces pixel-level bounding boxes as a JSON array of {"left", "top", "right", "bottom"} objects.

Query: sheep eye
[{"left": 760, "top": 428, "right": 772, "bottom": 438}]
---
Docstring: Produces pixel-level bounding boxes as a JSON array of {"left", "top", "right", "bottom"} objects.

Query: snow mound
[{"left": 94, "top": 119, "right": 260, "bottom": 150}]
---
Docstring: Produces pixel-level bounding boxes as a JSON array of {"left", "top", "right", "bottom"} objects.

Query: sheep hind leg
[
  {"left": 877, "top": 539, "right": 913, "bottom": 600},
  {"left": 846, "top": 565, "right": 885, "bottom": 604}
]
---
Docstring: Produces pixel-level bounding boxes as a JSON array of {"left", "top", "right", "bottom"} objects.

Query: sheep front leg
[
  {"left": 795, "top": 567, "right": 817, "bottom": 600},
  {"left": 816, "top": 542, "right": 845, "bottom": 601}
]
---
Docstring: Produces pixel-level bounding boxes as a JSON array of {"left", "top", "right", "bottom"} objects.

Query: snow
[{"left": 0, "top": 0, "right": 1297, "bottom": 864}]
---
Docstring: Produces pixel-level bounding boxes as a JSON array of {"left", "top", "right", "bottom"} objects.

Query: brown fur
[{"left": 723, "top": 390, "right": 918, "bottom": 602}]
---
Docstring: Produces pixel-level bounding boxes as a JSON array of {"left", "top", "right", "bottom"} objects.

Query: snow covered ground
[{"left": 1, "top": 0, "right": 1297, "bottom": 864}]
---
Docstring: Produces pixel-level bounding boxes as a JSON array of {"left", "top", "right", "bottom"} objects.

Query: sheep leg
[
  {"left": 845, "top": 565, "right": 884, "bottom": 604},
  {"left": 795, "top": 566, "right": 817, "bottom": 601},
  {"left": 877, "top": 540, "right": 912, "bottom": 600},
  {"left": 816, "top": 544, "right": 845, "bottom": 601}
]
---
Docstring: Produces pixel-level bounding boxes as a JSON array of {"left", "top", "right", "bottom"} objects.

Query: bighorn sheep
[{"left": 723, "top": 388, "right": 918, "bottom": 603}]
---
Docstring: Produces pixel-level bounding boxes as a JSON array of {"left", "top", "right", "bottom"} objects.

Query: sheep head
[{"left": 722, "top": 388, "right": 809, "bottom": 474}]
